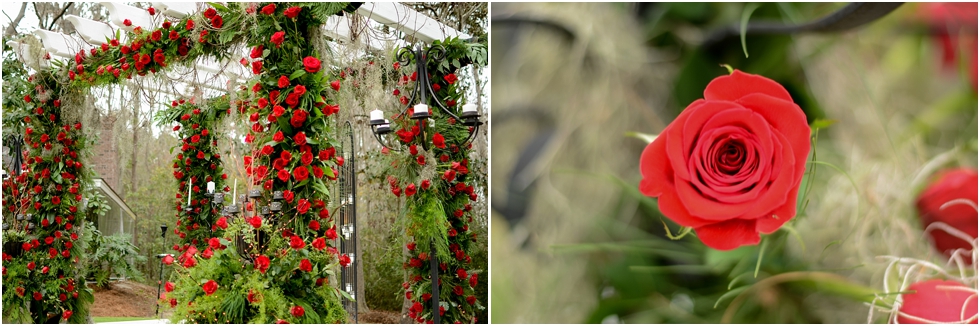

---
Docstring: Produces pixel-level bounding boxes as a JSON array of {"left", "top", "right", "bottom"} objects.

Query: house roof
[{"left": 93, "top": 178, "right": 136, "bottom": 221}]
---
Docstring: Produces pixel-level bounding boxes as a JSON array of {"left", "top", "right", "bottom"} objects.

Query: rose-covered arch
[
  {"left": 381, "top": 37, "right": 488, "bottom": 324},
  {"left": 3, "top": 2, "right": 355, "bottom": 323}
]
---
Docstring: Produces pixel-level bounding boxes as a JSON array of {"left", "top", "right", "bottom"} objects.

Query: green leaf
[
  {"left": 739, "top": 3, "right": 761, "bottom": 58},
  {"left": 810, "top": 119, "right": 837, "bottom": 130},
  {"left": 289, "top": 69, "right": 306, "bottom": 80}
]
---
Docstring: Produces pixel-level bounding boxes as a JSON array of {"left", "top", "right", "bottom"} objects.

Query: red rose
[
  {"left": 293, "top": 166, "right": 309, "bottom": 182},
  {"left": 169, "top": 30, "right": 179, "bottom": 40},
  {"left": 444, "top": 73, "right": 458, "bottom": 84},
  {"left": 308, "top": 220, "right": 320, "bottom": 231},
  {"left": 204, "top": 8, "right": 216, "bottom": 18},
  {"left": 249, "top": 216, "right": 263, "bottom": 229},
  {"left": 151, "top": 29, "right": 162, "bottom": 41},
  {"left": 261, "top": 3, "right": 276, "bottom": 15},
  {"left": 466, "top": 295, "right": 476, "bottom": 305},
  {"left": 432, "top": 133, "right": 446, "bottom": 149},
  {"left": 250, "top": 45, "right": 264, "bottom": 59},
  {"left": 469, "top": 274, "right": 478, "bottom": 287},
  {"left": 165, "top": 282, "right": 175, "bottom": 292},
  {"left": 148, "top": 7, "right": 156, "bottom": 15},
  {"left": 291, "top": 306, "right": 305, "bottom": 317},
  {"left": 405, "top": 183, "right": 417, "bottom": 196},
  {"left": 123, "top": 19, "right": 132, "bottom": 26},
  {"left": 293, "top": 85, "right": 306, "bottom": 96},
  {"left": 162, "top": 254, "right": 174, "bottom": 265},
  {"left": 638, "top": 70, "right": 810, "bottom": 250},
  {"left": 417, "top": 155, "right": 425, "bottom": 166},
  {"left": 457, "top": 268, "right": 467, "bottom": 279},
  {"left": 299, "top": 259, "right": 312, "bottom": 272},
  {"left": 289, "top": 235, "right": 305, "bottom": 250},
  {"left": 453, "top": 285, "right": 463, "bottom": 296},
  {"left": 297, "top": 198, "right": 311, "bottom": 214},
  {"left": 916, "top": 168, "right": 978, "bottom": 257},
  {"left": 898, "top": 279, "right": 977, "bottom": 323},
  {"left": 255, "top": 255, "right": 270, "bottom": 273},
  {"left": 303, "top": 56, "right": 320, "bottom": 73},
  {"left": 202, "top": 280, "right": 218, "bottom": 295},
  {"left": 206, "top": 13, "right": 222, "bottom": 27},
  {"left": 278, "top": 75, "right": 289, "bottom": 88},
  {"left": 293, "top": 132, "right": 307, "bottom": 146},
  {"left": 330, "top": 80, "right": 340, "bottom": 91},
  {"left": 273, "top": 131, "right": 285, "bottom": 142},
  {"left": 284, "top": 6, "right": 302, "bottom": 18},
  {"left": 290, "top": 109, "right": 308, "bottom": 128},
  {"left": 186, "top": 19, "right": 194, "bottom": 30},
  {"left": 252, "top": 60, "right": 263, "bottom": 74},
  {"left": 339, "top": 254, "right": 351, "bottom": 267},
  {"left": 270, "top": 31, "right": 285, "bottom": 47},
  {"left": 285, "top": 93, "right": 299, "bottom": 108},
  {"left": 312, "top": 237, "right": 326, "bottom": 250}
]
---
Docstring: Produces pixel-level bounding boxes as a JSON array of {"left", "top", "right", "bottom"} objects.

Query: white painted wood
[
  {"left": 100, "top": 2, "right": 155, "bottom": 32},
  {"left": 5, "top": 41, "right": 50, "bottom": 69},
  {"left": 150, "top": 2, "right": 199, "bottom": 18},
  {"left": 32, "top": 29, "right": 89, "bottom": 59},
  {"left": 65, "top": 14, "right": 123, "bottom": 46},
  {"left": 356, "top": 2, "right": 470, "bottom": 43}
]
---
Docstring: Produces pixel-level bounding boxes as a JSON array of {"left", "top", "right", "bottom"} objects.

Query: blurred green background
[{"left": 489, "top": 2, "right": 977, "bottom": 323}]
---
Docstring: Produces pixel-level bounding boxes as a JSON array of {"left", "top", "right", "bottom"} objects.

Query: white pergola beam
[
  {"left": 150, "top": 2, "right": 199, "bottom": 19},
  {"left": 65, "top": 14, "right": 123, "bottom": 46},
  {"left": 100, "top": 2, "right": 155, "bottom": 32},
  {"left": 356, "top": 2, "right": 470, "bottom": 43}
]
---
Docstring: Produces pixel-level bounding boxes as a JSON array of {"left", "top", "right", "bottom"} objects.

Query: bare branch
[
  {"left": 46, "top": 2, "right": 74, "bottom": 31},
  {"left": 3, "top": 2, "right": 28, "bottom": 38}
]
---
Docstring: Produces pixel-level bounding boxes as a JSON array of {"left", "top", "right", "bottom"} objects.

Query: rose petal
[
  {"left": 656, "top": 186, "right": 713, "bottom": 228},
  {"left": 675, "top": 173, "right": 756, "bottom": 220},
  {"left": 695, "top": 219, "right": 761, "bottom": 250},
  {"left": 665, "top": 99, "right": 707, "bottom": 181},
  {"left": 639, "top": 134, "right": 672, "bottom": 198},
  {"left": 704, "top": 70, "right": 793, "bottom": 103},
  {"left": 743, "top": 130, "right": 798, "bottom": 219},
  {"left": 735, "top": 93, "right": 811, "bottom": 174}
]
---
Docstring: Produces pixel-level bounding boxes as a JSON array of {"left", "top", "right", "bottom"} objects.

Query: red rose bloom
[
  {"left": 250, "top": 45, "right": 264, "bottom": 59},
  {"left": 284, "top": 6, "right": 302, "bottom": 18},
  {"left": 405, "top": 183, "right": 417, "bottom": 196},
  {"left": 252, "top": 60, "right": 263, "bottom": 74},
  {"left": 261, "top": 3, "right": 276, "bottom": 15},
  {"left": 432, "top": 133, "right": 446, "bottom": 149},
  {"left": 278, "top": 75, "right": 289, "bottom": 88},
  {"left": 123, "top": 19, "right": 132, "bottom": 26},
  {"left": 897, "top": 279, "right": 977, "bottom": 323},
  {"left": 339, "top": 254, "right": 351, "bottom": 267},
  {"left": 273, "top": 131, "right": 285, "bottom": 142},
  {"left": 290, "top": 109, "right": 308, "bottom": 128},
  {"left": 294, "top": 132, "right": 307, "bottom": 146},
  {"left": 299, "top": 259, "right": 312, "bottom": 272},
  {"left": 289, "top": 235, "right": 305, "bottom": 250},
  {"left": 293, "top": 166, "right": 309, "bottom": 182},
  {"left": 270, "top": 31, "right": 285, "bottom": 47},
  {"left": 202, "top": 280, "right": 218, "bottom": 295},
  {"left": 326, "top": 227, "right": 337, "bottom": 240},
  {"left": 162, "top": 254, "right": 174, "bottom": 265},
  {"left": 303, "top": 56, "right": 321, "bottom": 73},
  {"left": 186, "top": 19, "right": 194, "bottom": 30},
  {"left": 249, "top": 216, "right": 263, "bottom": 229},
  {"left": 916, "top": 168, "right": 978, "bottom": 257},
  {"left": 330, "top": 80, "right": 340, "bottom": 91},
  {"left": 203, "top": 8, "right": 217, "bottom": 19},
  {"left": 151, "top": 29, "right": 162, "bottom": 41},
  {"left": 444, "top": 73, "right": 458, "bottom": 84},
  {"left": 297, "top": 198, "right": 311, "bottom": 214},
  {"left": 638, "top": 70, "right": 810, "bottom": 250},
  {"left": 255, "top": 255, "right": 270, "bottom": 273},
  {"left": 210, "top": 15, "right": 223, "bottom": 29},
  {"left": 291, "top": 306, "right": 305, "bottom": 317}
]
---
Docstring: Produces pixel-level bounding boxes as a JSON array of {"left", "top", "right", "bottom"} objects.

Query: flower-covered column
[{"left": 1, "top": 73, "right": 94, "bottom": 323}]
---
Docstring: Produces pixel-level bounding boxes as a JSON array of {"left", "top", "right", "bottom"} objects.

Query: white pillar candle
[
  {"left": 463, "top": 103, "right": 477, "bottom": 114},
  {"left": 413, "top": 103, "right": 428, "bottom": 115},
  {"left": 187, "top": 181, "right": 192, "bottom": 205},
  {"left": 232, "top": 179, "right": 237, "bottom": 205},
  {"left": 370, "top": 109, "right": 383, "bottom": 121},
  {"left": 206, "top": 181, "right": 215, "bottom": 194}
]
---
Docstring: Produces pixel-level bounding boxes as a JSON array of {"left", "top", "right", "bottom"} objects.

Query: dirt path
[
  {"left": 90, "top": 280, "right": 160, "bottom": 318},
  {"left": 358, "top": 310, "right": 403, "bottom": 324}
]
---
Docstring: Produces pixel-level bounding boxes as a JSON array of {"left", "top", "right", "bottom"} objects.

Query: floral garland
[
  {"left": 4, "top": 2, "right": 354, "bottom": 323},
  {"left": 162, "top": 2, "right": 352, "bottom": 323},
  {"left": 156, "top": 99, "right": 229, "bottom": 251},
  {"left": 1, "top": 73, "right": 95, "bottom": 323},
  {"left": 385, "top": 38, "right": 487, "bottom": 324}
]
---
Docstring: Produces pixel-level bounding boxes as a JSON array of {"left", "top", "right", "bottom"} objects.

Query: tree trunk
[{"left": 128, "top": 88, "right": 140, "bottom": 198}]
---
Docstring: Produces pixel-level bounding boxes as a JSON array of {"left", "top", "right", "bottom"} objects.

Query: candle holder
[
  {"left": 270, "top": 201, "right": 282, "bottom": 212},
  {"left": 272, "top": 191, "right": 284, "bottom": 201},
  {"left": 212, "top": 193, "right": 224, "bottom": 207},
  {"left": 248, "top": 189, "right": 261, "bottom": 199},
  {"left": 368, "top": 43, "right": 483, "bottom": 152}
]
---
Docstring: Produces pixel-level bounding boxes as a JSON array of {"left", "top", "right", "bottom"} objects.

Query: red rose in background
[
  {"left": 162, "top": 254, "right": 174, "bottom": 265},
  {"left": 433, "top": 133, "right": 446, "bottom": 149},
  {"left": 897, "top": 279, "right": 977, "bottom": 323},
  {"left": 165, "top": 282, "right": 175, "bottom": 292},
  {"left": 255, "top": 255, "right": 270, "bottom": 273},
  {"left": 270, "top": 31, "right": 285, "bottom": 47},
  {"left": 293, "top": 166, "right": 309, "bottom": 182},
  {"left": 278, "top": 75, "right": 290, "bottom": 88},
  {"left": 405, "top": 183, "right": 417, "bottom": 196},
  {"left": 330, "top": 80, "right": 340, "bottom": 91},
  {"left": 202, "top": 280, "right": 218, "bottom": 295},
  {"left": 303, "top": 56, "right": 321, "bottom": 73},
  {"left": 299, "top": 259, "right": 312, "bottom": 272},
  {"left": 639, "top": 70, "right": 811, "bottom": 250},
  {"left": 251, "top": 45, "right": 264, "bottom": 59},
  {"left": 915, "top": 168, "right": 978, "bottom": 258},
  {"left": 291, "top": 306, "right": 305, "bottom": 317},
  {"left": 339, "top": 254, "right": 351, "bottom": 267},
  {"left": 920, "top": 2, "right": 978, "bottom": 91},
  {"left": 312, "top": 237, "right": 326, "bottom": 250},
  {"left": 444, "top": 73, "right": 458, "bottom": 84},
  {"left": 261, "top": 3, "right": 276, "bottom": 15},
  {"left": 284, "top": 6, "right": 302, "bottom": 18},
  {"left": 252, "top": 60, "right": 263, "bottom": 74},
  {"left": 289, "top": 235, "right": 305, "bottom": 250}
]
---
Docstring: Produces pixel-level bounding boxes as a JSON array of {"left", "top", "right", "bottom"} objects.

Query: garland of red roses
[
  {"left": 388, "top": 49, "right": 484, "bottom": 324},
  {"left": 164, "top": 99, "right": 229, "bottom": 256},
  {"left": 1, "top": 73, "right": 93, "bottom": 323},
  {"left": 160, "top": 3, "right": 351, "bottom": 323}
]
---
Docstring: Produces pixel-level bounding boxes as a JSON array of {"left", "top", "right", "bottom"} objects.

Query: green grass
[{"left": 93, "top": 316, "right": 157, "bottom": 323}]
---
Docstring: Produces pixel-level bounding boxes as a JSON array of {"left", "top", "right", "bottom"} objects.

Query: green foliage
[{"left": 81, "top": 226, "right": 146, "bottom": 288}]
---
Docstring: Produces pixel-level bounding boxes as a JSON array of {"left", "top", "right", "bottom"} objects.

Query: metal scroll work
[{"left": 338, "top": 121, "right": 359, "bottom": 323}]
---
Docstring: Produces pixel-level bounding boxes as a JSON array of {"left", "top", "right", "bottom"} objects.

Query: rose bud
[
  {"left": 915, "top": 168, "right": 978, "bottom": 258},
  {"left": 897, "top": 279, "right": 977, "bottom": 323}
]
